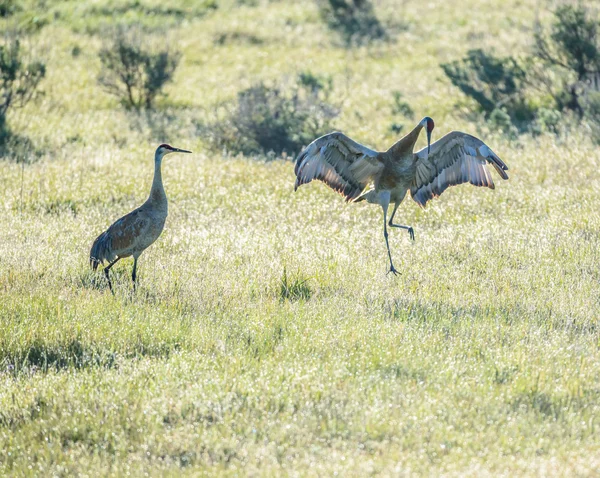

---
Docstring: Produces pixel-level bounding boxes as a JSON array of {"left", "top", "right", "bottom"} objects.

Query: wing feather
[
  {"left": 410, "top": 131, "right": 508, "bottom": 207},
  {"left": 294, "top": 132, "right": 383, "bottom": 202}
]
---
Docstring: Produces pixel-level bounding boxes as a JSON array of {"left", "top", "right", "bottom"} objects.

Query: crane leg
[
  {"left": 104, "top": 258, "right": 120, "bottom": 295},
  {"left": 380, "top": 196, "right": 399, "bottom": 276},
  {"left": 131, "top": 256, "right": 138, "bottom": 292},
  {"left": 388, "top": 202, "right": 414, "bottom": 241}
]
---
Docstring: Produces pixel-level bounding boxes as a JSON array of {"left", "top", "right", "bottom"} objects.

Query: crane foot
[
  {"left": 408, "top": 227, "right": 415, "bottom": 241},
  {"left": 387, "top": 266, "right": 400, "bottom": 276}
]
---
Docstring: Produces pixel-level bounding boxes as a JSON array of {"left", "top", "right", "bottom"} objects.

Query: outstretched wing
[
  {"left": 410, "top": 131, "right": 509, "bottom": 208},
  {"left": 294, "top": 132, "right": 383, "bottom": 202}
]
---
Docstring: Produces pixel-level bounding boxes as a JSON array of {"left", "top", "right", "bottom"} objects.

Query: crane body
[
  {"left": 90, "top": 144, "right": 191, "bottom": 292},
  {"left": 294, "top": 118, "right": 508, "bottom": 274}
]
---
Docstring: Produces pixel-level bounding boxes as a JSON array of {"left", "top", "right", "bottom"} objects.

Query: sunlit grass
[{"left": 1, "top": 0, "right": 600, "bottom": 475}]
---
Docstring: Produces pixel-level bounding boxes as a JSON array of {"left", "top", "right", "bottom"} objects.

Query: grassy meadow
[{"left": 1, "top": 0, "right": 600, "bottom": 475}]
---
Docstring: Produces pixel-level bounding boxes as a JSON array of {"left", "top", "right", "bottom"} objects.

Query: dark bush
[
  {"left": 584, "top": 91, "right": 600, "bottom": 144},
  {"left": 0, "top": 0, "right": 18, "bottom": 17},
  {"left": 207, "top": 74, "right": 339, "bottom": 157},
  {"left": 391, "top": 91, "right": 414, "bottom": 119},
  {"left": 388, "top": 91, "right": 414, "bottom": 134},
  {"left": 316, "top": 0, "right": 387, "bottom": 45},
  {"left": 534, "top": 5, "right": 600, "bottom": 115},
  {"left": 442, "top": 49, "right": 531, "bottom": 123},
  {"left": 98, "top": 29, "right": 181, "bottom": 111},
  {"left": 0, "top": 36, "right": 45, "bottom": 144}
]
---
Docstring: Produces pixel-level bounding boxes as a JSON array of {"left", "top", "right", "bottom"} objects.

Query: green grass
[{"left": 1, "top": 0, "right": 600, "bottom": 475}]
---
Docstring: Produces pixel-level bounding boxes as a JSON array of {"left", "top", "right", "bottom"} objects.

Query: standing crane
[
  {"left": 90, "top": 144, "right": 192, "bottom": 293},
  {"left": 294, "top": 117, "right": 509, "bottom": 275}
]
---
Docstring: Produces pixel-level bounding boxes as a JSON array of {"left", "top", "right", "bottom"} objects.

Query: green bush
[
  {"left": 207, "top": 74, "right": 339, "bottom": 157},
  {"left": 0, "top": 0, "right": 18, "bottom": 17},
  {"left": 316, "top": 0, "right": 387, "bottom": 45},
  {"left": 98, "top": 29, "right": 181, "bottom": 111},
  {"left": 388, "top": 91, "right": 413, "bottom": 134},
  {"left": 441, "top": 49, "right": 531, "bottom": 124},
  {"left": 488, "top": 108, "right": 517, "bottom": 138},
  {"left": 534, "top": 5, "right": 600, "bottom": 115},
  {"left": 583, "top": 91, "right": 600, "bottom": 144},
  {"left": 0, "top": 36, "right": 45, "bottom": 144},
  {"left": 532, "top": 107, "right": 563, "bottom": 135}
]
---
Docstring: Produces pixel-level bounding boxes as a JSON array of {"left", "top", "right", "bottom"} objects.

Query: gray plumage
[
  {"left": 294, "top": 118, "right": 509, "bottom": 275},
  {"left": 90, "top": 143, "right": 191, "bottom": 293}
]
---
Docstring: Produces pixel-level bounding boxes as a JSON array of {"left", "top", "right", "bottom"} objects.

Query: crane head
[
  {"left": 156, "top": 143, "right": 192, "bottom": 159},
  {"left": 419, "top": 117, "right": 435, "bottom": 154}
]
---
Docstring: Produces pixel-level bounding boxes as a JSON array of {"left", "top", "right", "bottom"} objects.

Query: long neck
[
  {"left": 148, "top": 155, "right": 167, "bottom": 209},
  {"left": 387, "top": 123, "right": 424, "bottom": 157}
]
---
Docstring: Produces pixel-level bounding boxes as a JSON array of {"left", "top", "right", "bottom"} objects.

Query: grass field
[{"left": 1, "top": 0, "right": 600, "bottom": 475}]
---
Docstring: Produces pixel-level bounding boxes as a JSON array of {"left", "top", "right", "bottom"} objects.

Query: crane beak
[
  {"left": 173, "top": 148, "right": 192, "bottom": 154},
  {"left": 426, "top": 129, "right": 431, "bottom": 155}
]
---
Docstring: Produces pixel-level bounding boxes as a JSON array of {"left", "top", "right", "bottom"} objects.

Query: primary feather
[
  {"left": 410, "top": 131, "right": 509, "bottom": 207},
  {"left": 294, "top": 132, "right": 383, "bottom": 202}
]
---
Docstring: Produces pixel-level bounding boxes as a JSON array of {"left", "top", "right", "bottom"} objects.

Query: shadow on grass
[
  {"left": 512, "top": 387, "right": 600, "bottom": 421},
  {"left": 2, "top": 337, "right": 180, "bottom": 377},
  {"left": 0, "top": 130, "right": 43, "bottom": 164},
  {"left": 384, "top": 298, "right": 598, "bottom": 336}
]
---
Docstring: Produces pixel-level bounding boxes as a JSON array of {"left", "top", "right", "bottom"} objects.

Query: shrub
[
  {"left": 207, "top": 74, "right": 339, "bottom": 157},
  {"left": 534, "top": 5, "right": 600, "bottom": 115},
  {"left": 279, "top": 268, "right": 312, "bottom": 302},
  {"left": 441, "top": 49, "right": 530, "bottom": 123},
  {"left": 583, "top": 91, "right": 600, "bottom": 144},
  {"left": 0, "top": 36, "right": 45, "bottom": 144},
  {"left": 488, "top": 108, "right": 518, "bottom": 138},
  {"left": 391, "top": 91, "right": 414, "bottom": 119},
  {"left": 0, "top": 0, "right": 18, "bottom": 17},
  {"left": 98, "top": 29, "right": 181, "bottom": 111},
  {"left": 532, "top": 107, "right": 563, "bottom": 135},
  {"left": 388, "top": 91, "right": 413, "bottom": 134},
  {"left": 316, "top": 0, "right": 387, "bottom": 45}
]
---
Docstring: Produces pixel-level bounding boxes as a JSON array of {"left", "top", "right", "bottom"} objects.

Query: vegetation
[
  {"left": 443, "top": 4, "right": 600, "bottom": 135},
  {"left": 316, "top": 0, "right": 387, "bottom": 45},
  {"left": 534, "top": 4, "right": 600, "bottom": 115},
  {"left": 208, "top": 74, "right": 338, "bottom": 156},
  {"left": 441, "top": 49, "right": 530, "bottom": 124},
  {"left": 1, "top": 0, "right": 600, "bottom": 475},
  {"left": 0, "top": 36, "right": 45, "bottom": 144},
  {"left": 98, "top": 28, "right": 181, "bottom": 110}
]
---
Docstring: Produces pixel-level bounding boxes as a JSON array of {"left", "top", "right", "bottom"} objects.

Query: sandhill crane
[
  {"left": 294, "top": 117, "right": 509, "bottom": 275},
  {"left": 90, "top": 144, "right": 192, "bottom": 293}
]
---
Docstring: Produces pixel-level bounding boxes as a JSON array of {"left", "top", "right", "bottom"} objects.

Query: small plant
[
  {"left": 98, "top": 28, "right": 181, "bottom": 111},
  {"left": 0, "top": 36, "right": 45, "bottom": 145},
  {"left": 298, "top": 70, "right": 333, "bottom": 95},
  {"left": 279, "top": 268, "right": 312, "bottom": 302},
  {"left": 316, "top": 0, "right": 387, "bottom": 45},
  {"left": 389, "top": 91, "right": 413, "bottom": 134},
  {"left": 0, "top": 0, "right": 18, "bottom": 17},
  {"left": 488, "top": 108, "right": 518, "bottom": 138},
  {"left": 391, "top": 91, "right": 414, "bottom": 119},
  {"left": 532, "top": 107, "right": 563, "bottom": 135},
  {"left": 207, "top": 73, "right": 339, "bottom": 157}
]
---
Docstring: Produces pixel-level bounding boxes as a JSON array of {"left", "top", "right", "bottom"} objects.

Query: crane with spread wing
[{"left": 294, "top": 118, "right": 509, "bottom": 275}]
